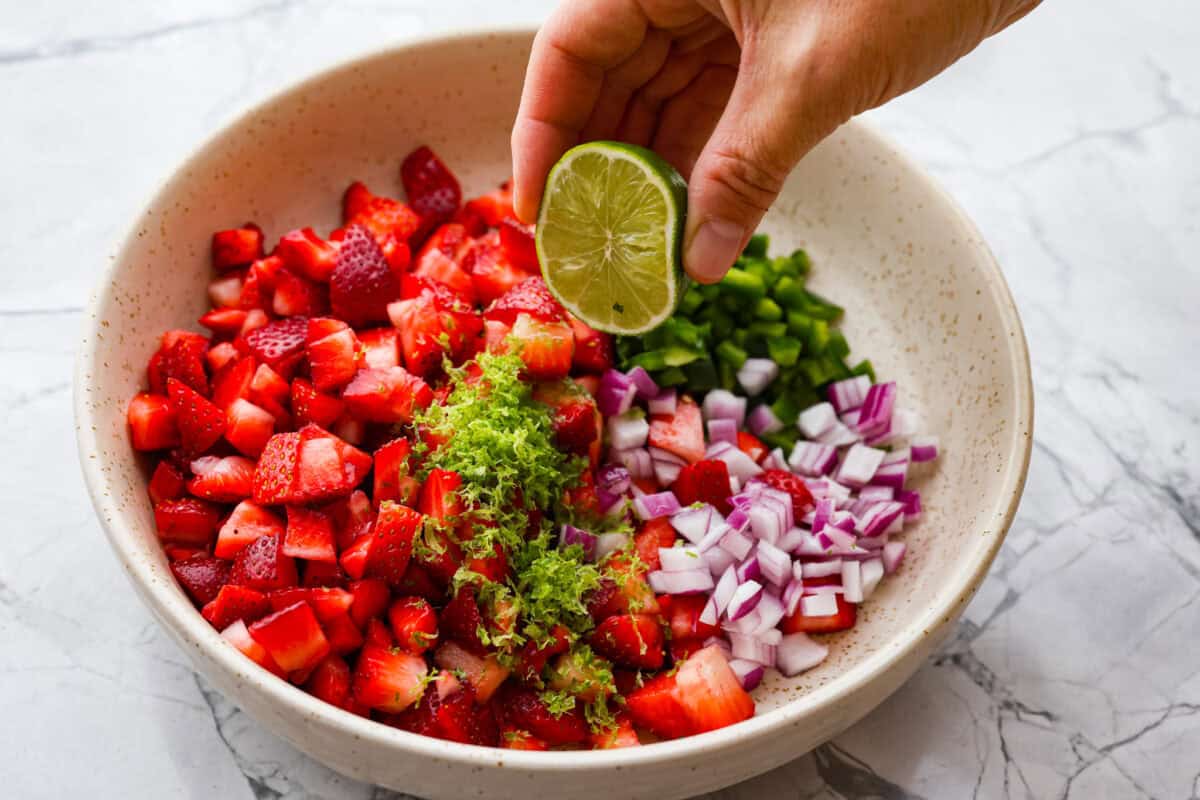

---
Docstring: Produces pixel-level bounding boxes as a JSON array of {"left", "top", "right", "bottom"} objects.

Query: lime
[{"left": 536, "top": 141, "right": 687, "bottom": 335}]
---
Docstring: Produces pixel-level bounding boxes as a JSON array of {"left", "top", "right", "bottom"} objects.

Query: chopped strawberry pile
[{"left": 127, "top": 146, "right": 753, "bottom": 749}]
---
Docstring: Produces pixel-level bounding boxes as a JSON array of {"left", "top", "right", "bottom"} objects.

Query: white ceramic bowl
[{"left": 75, "top": 28, "right": 1032, "bottom": 800}]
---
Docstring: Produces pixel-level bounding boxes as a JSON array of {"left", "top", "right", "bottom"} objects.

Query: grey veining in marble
[{"left": 3, "top": 1, "right": 1197, "bottom": 797}]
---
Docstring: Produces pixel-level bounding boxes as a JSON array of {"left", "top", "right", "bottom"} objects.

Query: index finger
[{"left": 511, "top": 0, "right": 651, "bottom": 222}]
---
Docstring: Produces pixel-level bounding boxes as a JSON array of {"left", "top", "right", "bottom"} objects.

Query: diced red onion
[
  {"left": 885, "top": 513, "right": 905, "bottom": 536},
  {"left": 840, "top": 409, "right": 861, "bottom": 429},
  {"left": 816, "top": 421, "right": 861, "bottom": 447},
  {"left": 728, "top": 659, "right": 766, "bottom": 691},
  {"left": 560, "top": 524, "right": 597, "bottom": 560},
  {"left": 811, "top": 497, "right": 834, "bottom": 534},
  {"left": 597, "top": 370, "right": 637, "bottom": 416},
  {"left": 699, "top": 596, "right": 720, "bottom": 627},
  {"left": 653, "top": 460, "right": 682, "bottom": 487},
  {"left": 857, "top": 533, "right": 887, "bottom": 550},
  {"left": 752, "top": 592, "right": 786, "bottom": 632},
  {"left": 911, "top": 435, "right": 940, "bottom": 462},
  {"left": 801, "top": 560, "right": 842, "bottom": 579},
  {"left": 634, "top": 491, "right": 681, "bottom": 520},
  {"left": 856, "top": 501, "right": 905, "bottom": 538},
  {"left": 612, "top": 448, "right": 652, "bottom": 479},
  {"left": 757, "top": 627, "right": 783, "bottom": 646},
  {"left": 777, "top": 527, "right": 806, "bottom": 553},
  {"left": 703, "top": 545, "right": 736, "bottom": 576},
  {"left": 707, "top": 418, "right": 738, "bottom": 445},
  {"left": 725, "top": 507, "right": 749, "bottom": 533},
  {"left": 760, "top": 447, "right": 789, "bottom": 472},
  {"left": 776, "top": 633, "right": 829, "bottom": 676},
  {"left": 827, "top": 375, "right": 871, "bottom": 413},
  {"left": 658, "top": 545, "right": 704, "bottom": 572},
  {"left": 882, "top": 541, "right": 907, "bottom": 574},
  {"left": 789, "top": 441, "right": 838, "bottom": 476},
  {"left": 736, "top": 358, "right": 779, "bottom": 397},
  {"left": 727, "top": 633, "right": 776, "bottom": 667},
  {"left": 726, "top": 580, "right": 764, "bottom": 621},
  {"left": 858, "top": 485, "right": 894, "bottom": 503},
  {"left": 607, "top": 411, "right": 650, "bottom": 451},
  {"left": 647, "top": 568, "right": 714, "bottom": 595},
  {"left": 889, "top": 407, "right": 921, "bottom": 440},
  {"left": 794, "top": 531, "right": 826, "bottom": 557},
  {"left": 897, "top": 489, "right": 921, "bottom": 521},
  {"left": 829, "top": 510, "right": 857, "bottom": 533},
  {"left": 797, "top": 402, "right": 837, "bottom": 439},
  {"left": 696, "top": 521, "right": 729, "bottom": 553},
  {"left": 719, "top": 525, "right": 754, "bottom": 560},
  {"left": 804, "top": 584, "right": 845, "bottom": 595},
  {"left": 861, "top": 558, "right": 885, "bottom": 598},
  {"left": 756, "top": 540, "right": 791, "bottom": 587},
  {"left": 782, "top": 578, "right": 805, "bottom": 615},
  {"left": 801, "top": 593, "right": 839, "bottom": 617},
  {"left": 702, "top": 389, "right": 747, "bottom": 428},
  {"left": 749, "top": 503, "right": 785, "bottom": 546},
  {"left": 710, "top": 445, "right": 763, "bottom": 482},
  {"left": 647, "top": 387, "right": 677, "bottom": 416},
  {"left": 734, "top": 556, "right": 761, "bottom": 584},
  {"left": 625, "top": 366, "right": 659, "bottom": 399},
  {"left": 724, "top": 607, "right": 761, "bottom": 634},
  {"left": 669, "top": 504, "right": 714, "bottom": 544},
  {"left": 841, "top": 560, "right": 863, "bottom": 603},
  {"left": 870, "top": 460, "right": 909, "bottom": 490},
  {"left": 596, "top": 464, "right": 632, "bottom": 496},
  {"left": 649, "top": 446, "right": 688, "bottom": 466},
  {"left": 594, "top": 532, "right": 629, "bottom": 561},
  {"left": 836, "top": 443, "right": 886, "bottom": 488},
  {"left": 712, "top": 566, "right": 738, "bottom": 616},
  {"left": 819, "top": 526, "right": 857, "bottom": 551},
  {"left": 747, "top": 404, "right": 783, "bottom": 438},
  {"left": 856, "top": 382, "right": 897, "bottom": 439}
]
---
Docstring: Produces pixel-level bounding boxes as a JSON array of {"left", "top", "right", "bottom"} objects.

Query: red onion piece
[
  {"left": 882, "top": 540, "right": 907, "bottom": 574},
  {"left": 607, "top": 411, "right": 650, "bottom": 451},
  {"left": 835, "top": 443, "right": 886, "bottom": 488},
  {"left": 911, "top": 435, "right": 939, "bottom": 462},
  {"left": 702, "top": 389, "right": 747, "bottom": 428},
  {"left": 734, "top": 556, "right": 761, "bottom": 584},
  {"left": 856, "top": 382, "right": 897, "bottom": 439},
  {"left": 712, "top": 565, "right": 738, "bottom": 616},
  {"left": 816, "top": 421, "right": 860, "bottom": 447},
  {"left": 596, "top": 463, "right": 632, "bottom": 495},
  {"left": 652, "top": 460, "right": 682, "bottom": 487},
  {"left": 827, "top": 375, "right": 871, "bottom": 413},
  {"left": 861, "top": 558, "right": 885, "bottom": 598},
  {"left": 841, "top": 560, "right": 863, "bottom": 603},
  {"left": 597, "top": 370, "right": 637, "bottom": 416},
  {"left": 858, "top": 485, "right": 894, "bottom": 503},
  {"left": 559, "top": 524, "right": 597, "bottom": 560},
  {"left": 710, "top": 445, "right": 763, "bottom": 482},
  {"left": 647, "top": 388, "right": 677, "bottom": 416},
  {"left": 647, "top": 568, "right": 714, "bottom": 595},
  {"left": 728, "top": 658, "right": 766, "bottom": 690},
  {"left": 736, "top": 358, "right": 778, "bottom": 397},
  {"left": 718, "top": 525, "right": 754, "bottom": 560},
  {"left": 612, "top": 447, "right": 652, "bottom": 479},
  {"left": 747, "top": 404, "right": 783, "bottom": 437},
  {"left": 706, "top": 418, "right": 738, "bottom": 445},
  {"left": 658, "top": 545, "right": 704, "bottom": 572},
  {"left": 703, "top": 545, "right": 736, "bottom": 576},
  {"left": 897, "top": 489, "right": 921, "bottom": 520},
  {"left": 752, "top": 592, "right": 786, "bottom": 632},
  {"left": 633, "top": 491, "right": 681, "bottom": 520},
  {"left": 782, "top": 578, "right": 805, "bottom": 615},
  {"left": 727, "top": 633, "right": 777, "bottom": 668},
  {"left": 856, "top": 501, "right": 905, "bottom": 538},
  {"left": 797, "top": 402, "right": 837, "bottom": 439},
  {"left": 726, "top": 580, "right": 763, "bottom": 620},
  {"left": 625, "top": 366, "right": 660, "bottom": 399},
  {"left": 777, "top": 527, "right": 806, "bottom": 553},
  {"left": 801, "top": 560, "right": 842, "bottom": 579},
  {"left": 756, "top": 540, "right": 791, "bottom": 587},
  {"left": 594, "top": 532, "right": 629, "bottom": 561},
  {"left": 669, "top": 504, "right": 714, "bottom": 544},
  {"left": 801, "top": 593, "right": 839, "bottom": 617},
  {"left": 776, "top": 632, "right": 829, "bottom": 676},
  {"left": 760, "top": 447, "right": 789, "bottom": 472},
  {"left": 700, "top": 596, "right": 720, "bottom": 627},
  {"left": 696, "top": 520, "right": 730, "bottom": 552},
  {"left": 788, "top": 441, "right": 838, "bottom": 476}
]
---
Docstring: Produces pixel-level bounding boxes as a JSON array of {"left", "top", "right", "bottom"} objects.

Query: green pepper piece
[
  {"left": 743, "top": 233, "right": 769, "bottom": 258},
  {"left": 683, "top": 358, "right": 718, "bottom": 392},
  {"left": 656, "top": 366, "right": 688, "bottom": 387},
  {"left": 715, "top": 340, "right": 748, "bottom": 368},
  {"left": 767, "top": 336, "right": 802, "bottom": 367},
  {"left": 754, "top": 297, "right": 783, "bottom": 322},
  {"left": 718, "top": 268, "right": 766, "bottom": 302}
]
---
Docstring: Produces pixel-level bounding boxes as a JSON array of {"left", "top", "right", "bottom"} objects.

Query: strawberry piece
[
  {"left": 358, "top": 327, "right": 400, "bottom": 370},
  {"left": 341, "top": 366, "right": 433, "bottom": 424},
  {"left": 513, "top": 624, "right": 571, "bottom": 684},
  {"left": 305, "top": 655, "right": 353, "bottom": 709},
  {"left": 289, "top": 378, "right": 343, "bottom": 429},
  {"left": 275, "top": 227, "right": 338, "bottom": 282},
  {"left": 146, "top": 349, "right": 168, "bottom": 395},
  {"left": 352, "top": 643, "right": 428, "bottom": 712},
  {"left": 228, "top": 532, "right": 298, "bottom": 592},
  {"left": 373, "top": 437, "right": 420, "bottom": 508},
  {"left": 128, "top": 393, "right": 179, "bottom": 451},
  {"left": 250, "top": 363, "right": 290, "bottom": 405},
  {"left": 431, "top": 684, "right": 500, "bottom": 746},
  {"left": 412, "top": 245, "right": 476, "bottom": 305},
  {"left": 461, "top": 231, "right": 532, "bottom": 305},
  {"left": 736, "top": 430, "right": 768, "bottom": 464},
  {"left": 401, "top": 145, "right": 462, "bottom": 238},
  {"left": 498, "top": 216, "right": 538, "bottom": 272},
  {"left": 160, "top": 332, "right": 210, "bottom": 396},
  {"left": 170, "top": 555, "right": 231, "bottom": 606},
  {"left": 221, "top": 618, "right": 285, "bottom": 677},
  {"left": 211, "top": 356, "right": 257, "bottom": 410},
  {"left": 649, "top": 396, "right": 705, "bottom": 464},
  {"left": 363, "top": 617, "right": 394, "bottom": 649},
  {"left": 347, "top": 578, "right": 391, "bottom": 629},
  {"left": 758, "top": 468, "right": 816, "bottom": 514},
  {"left": 551, "top": 402, "right": 598, "bottom": 456},
  {"left": 587, "top": 556, "right": 659, "bottom": 619},
  {"left": 590, "top": 714, "right": 641, "bottom": 749},
  {"left": 484, "top": 276, "right": 565, "bottom": 326},
  {"left": 294, "top": 425, "right": 373, "bottom": 502},
  {"left": 501, "top": 729, "right": 549, "bottom": 750},
  {"left": 499, "top": 685, "right": 589, "bottom": 746},
  {"left": 224, "top": 398, "right": 275, "bottom": 458},
  {"left": 439, "top": 588, "right": 487, "bottom": 655},
  {"left": 205, "top": 341, "right": 240, "bottom": 372},
  {"left": 591, "top": 614, "right": 664, "bottom": 670},
  {"left": 625, "top": 672, "right": 693, "bottom": 740},
  {"left": 420, "top": 222, "right": 472, "bottom": 260},
  {"left": 508, "top": 314, "right": 574, "bottom": 381},
  {"left": 568, "top": 316, "right": 614, "bottom": 374},
  {"left": 671, "top": 459, "right": 732, "bottom": 514},
  {"left": 272, "top": 268, "right": 329, "bottom": 317},
  {"left": 388, "top": 276, "right": 484, "bottom": 378},
  {"left": 212, "top": 224, "right": 264, "bottom": 271},
  {"left": 199, "top": 308, "right": 248, "bottom": 338},
  {"left": 388, "top": 596, "right": 439, "bottom": 654},
  {"left": 368, "top": 501, "right": 423, "bottom": 583},
  {"left": 154, "top": 498, "right": 221, "bottom": 545},
  {"left": 208, "top": 274, "right": 244, "bottom": 309},
  {"left": 329, "top": 224, "right": 403, "bottom": 327},
  {"left": 148, "top": 460, "right": 186, "bottom": 504},
  {"left": 283, "top": 506, "right": 337, "bottom": 563},
  {"left": 779, "top": 592, "right": 857, "bottom": 634},
  {"left": 320, "top": 611, "right": 365, "bottom": 656},
  {"left": 456, "top": 183, "right": 515, "bottom": 233},
  {"left": 328, "top": 489, "right": 375, "bottom": 550},
  {"left": 673, "top": 645, "right": 754, "bottom": 733},
  {"left": 215, "top": 500, "right": 285, "bottom": 559},
  {"left": 248, "top": 601, "right": 331, "bottom": 673},
  {"left": 415, "top": 469, "right": 466, "bottom": 584},
  {"left": 342, "top": 182, "right": 422, "bottom": 245},
  {"left": 266, "top": 587, "right": 353, "bottom": 620},
  {"left": 634, "top": 517, "right": 677, "bottom": 572},
  {"left": 670, "top": 638, "right": 705, "bottom": 664},
  {"left": 664, "top": 594, "right": 721, "bottom": 641},
  {"left": 252, "top": 431, "right": 302, "bottom": 505},
  {"left": 187, "top": 455, "right": 255, "bottom": 502},
  {"left": 245, "top": 317, "right": 308, "bottom": 374},
  {"left": 203, "top": 585, "right": 271, "bottom": 630},
  {"left": 302, "top": 560, "right": 347, "bottom": 588},
  {"left": 306, "top": 322, "right": 361, "bottom": 392},
  {"left": 434, "top": 644, "right": 512, "bottom": 702}
]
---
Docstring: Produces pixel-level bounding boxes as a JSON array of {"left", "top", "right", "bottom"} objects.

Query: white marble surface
[{"left": 4, "top": 1, "right": 1198, "bottom": 797}]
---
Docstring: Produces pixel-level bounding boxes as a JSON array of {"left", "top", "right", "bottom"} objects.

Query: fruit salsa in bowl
[{"left": 76, "top": 29, "right": 1032, "bottom": 800}]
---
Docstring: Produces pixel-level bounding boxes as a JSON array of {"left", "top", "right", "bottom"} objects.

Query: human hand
[{"left": 512, "top": 0, "right": 1039, "bottom": 283}]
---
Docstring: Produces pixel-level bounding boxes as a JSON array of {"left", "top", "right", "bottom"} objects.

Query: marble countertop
[{"left": 4, "top": 1, "right": 1197, "bottom": 797}]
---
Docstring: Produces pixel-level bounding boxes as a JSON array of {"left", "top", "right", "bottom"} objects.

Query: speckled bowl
[{"left": 75, "top": 28, "right": 1032, "bottom": 800}]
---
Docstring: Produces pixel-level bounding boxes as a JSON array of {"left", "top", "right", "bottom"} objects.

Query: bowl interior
[{"left": 77, "top": 29, "right": 1030, "bottom": 764}]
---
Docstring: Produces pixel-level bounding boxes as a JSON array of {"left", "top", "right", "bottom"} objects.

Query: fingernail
[{"left": 686, "top": 218, "right": 745, "bottom": 283}]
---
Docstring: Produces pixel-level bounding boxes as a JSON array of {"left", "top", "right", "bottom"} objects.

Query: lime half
[{"left": 536, "top": 141, "right": 687, "bottom": 335}]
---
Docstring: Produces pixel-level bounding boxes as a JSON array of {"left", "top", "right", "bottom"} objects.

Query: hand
[{"left": 512, "top": 0, "right": 1039, "bottom": 282}]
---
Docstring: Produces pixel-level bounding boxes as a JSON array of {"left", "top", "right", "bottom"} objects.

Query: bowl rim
[{"left": 75, "top": 26, "right": 1033, "bottom": 773}]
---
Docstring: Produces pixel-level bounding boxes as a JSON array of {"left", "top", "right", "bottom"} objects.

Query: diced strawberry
[
  {"left": 170, "top": 555, "right": 231, "bottom": 606},
  {"left": 484, "top": 276, "right": 565, "bottom": 326},
  {"left": 146, "top": 349, "right": 168, "bottom": 395},
  {"left": 430, "top": 683, "right": 500, "bottom": 746},
  {"left": 209, "top": 274, "right": 245, "bottom": 310},
  {"left": 248, "top": 601, "right": 331, "bottom": 673},
  {"left": 212, "top": 224, "right": 264, "bottom": 271},
  {"left": 498, "top": 685, "right": 589, "bottom": 746},
  {"left": 634, "top": 518, "right": 677, "bottom": 572},
  {"left": 501, "top": 728, "right": 549, "bottom": 750},
  {"left": 498, "top": 216, "right": 538, "bottom": 272},
  {"left": 513, "top": 624, "right": 571, "bottom": 684},
  {"left": 305, "top": 654, "right": 353, "bottom": 709},
  {"left": 388, "top": 596, "right": 439, "bottom": 654},
  {"left": 363, "top": 617, "right": 395, "bottom": 649},
  {"left": 128, "top": 393, "right": 179, "bottom": 451},
  {"left": 205, "top": 341, "right": 240, "bottom": 372},
  {"left": 342, "top": 182, "right": 422, "bottom": 245},
  {"left": 215, "top": 500, "right": 285, "bottom": 559},
  {"left": 266, "top": 587, "right": 353, "bottom": 620},
  {"left": 590, "top": 714, "right": 641, "bottom": 749},
  {"left": 294, "top": 425, "right": 373, "bottom": 502},
  {"left": 671, "top": 459, "right": 732, "bottom": 514},
  {"left": 211, "top": 356, "right": 257, "bottom": 410},
  {"left": 250, "top": 363, "right": 290, "bottom": 405},
  {"left": 203, "top": 585, "right": 271, "bottom": 630},
  {"left": 587, "top": 558, "right": 659, "bottom": 619},
  {"left": 664, "top": 594, "right": 721, "bottom": 641},
  {"left": 221, "top": 618, "right": 285, "bottom": 676},
  {"left": 412, "top": 246, "right": 476, "bottom": 305},
  {"left": 329, "top": 489, "right": 375, "bottom": 550},
  {"left": 456, "top": 183, "right": 515, "bottom": 233},
  {"left": 272, "top": 268, "right": 329, "bottom": 317},
  {"left": 568, "top": 316, "right": 615, "bottom": 374},
  {"left": 320, "top": 611, "right": 365, "bottom": 656},
  {"left": 758, "top": 469, "right": 816, "bottom": 514},
  {"left": 224, "top": 398, "right": 275, "bottom": 458},
  {"left": 575, "top": 373, "right": 601, "bottom": 397},
  {"left": 307, "top": 316, "right": 348, "bottom": 341},
  {"left": 341, "top": 366, "right": 433, "bottom": 424},
  {"left": 670, "top": 638, "right": 705, "bottom": 664},
  {"left": 187, "top": 455, "right": 255, "bottom": 503},
  {"left": 388, "top": 276, "right": 484, "bottom": 378},
  {"left": 779, "top": 593, "right": 857, "bottom": 634},
  {"left": 155, "top": 498, "right": 222, "bottom": 545},
  {"left": 461, "top": 231, "right": 532, "bottom": 305},
  {"left": 736, "top": 430, "right": 768, "bottom": 464},
  {"left": 509, "top": 314, "right": 573, "bottom": 381},
  {"left": 148, "top": 460, "right": 186, "bottom": 504},
  {"left": 393, "top": 562, "right": 442, "bottom": 603},
  {"left": 282, "top": 506, "right": 337, "bottom": 563},
  {"left": 649, "top": 396, "right": 705, "bottom": 464},
  {"left": 625, "top": 672, "right": 693, "bottom": 740},
  {"left": 199, "top": 308, "right": 249, "bottom": 338},
  {"left": 306, "top": 323, "right": 361, "bottom": 392},
  {"left": 439, "top": 588, "right": 486, "bottom": 655},
  {"left": 329, "top": 224, "right": 403, "bottom": 328},
  {"left": 245, "top": 317, "right": 308, "bottom": 374},
  {"left": 352, "top": 643, "right": 428, "bottom": 713},
  {"left": 160, "top": 332, "right": 210, "bottom": 396},
  {"left": 373, "top": 437, "right": 420, "bottom": 508},
  {"left": 591, "top": 614, "right": 664, "bottom": 670},
  {"left": 358, "top": 327, "right": 400, "bottom": 370},
  {"left": 551, "top": 402, "right": 598, "bottom": 456},
  {"left": 340, "top": 501, "right": 421, "bottom": 585},
  {"left": 414, "top": 469, "right": 466, "bottom": 584},
  {"left": 672, "top": 645, "right": 754, "bottom": 733},
  {"left": 252, "top": 431, "right": 302, "bottom": 505},
  {"left": 302, "top": 560, "right": 347, "bottom": 588},
  {"left": 401, "top": 145, "right": 462, "bottom": 238},
  {"left": 288, "top": 379, "right": 343, "bottom": 429},
  {"left": 347, "top": 578, "right": 390, "bottom": 629},
  {"left": 275, "top": 227, "right": 338, "bottom": 282},
  {"left": 240, "top": 308, "right": 269, "bottom": 336},
  {"left": 228, "top": 532, "right": 298, "bottom": 592}
]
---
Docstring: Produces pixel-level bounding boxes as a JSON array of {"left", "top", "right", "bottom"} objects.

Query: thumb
[{"left": 683, "top": 29, "right": 851, "bottom": 283}]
